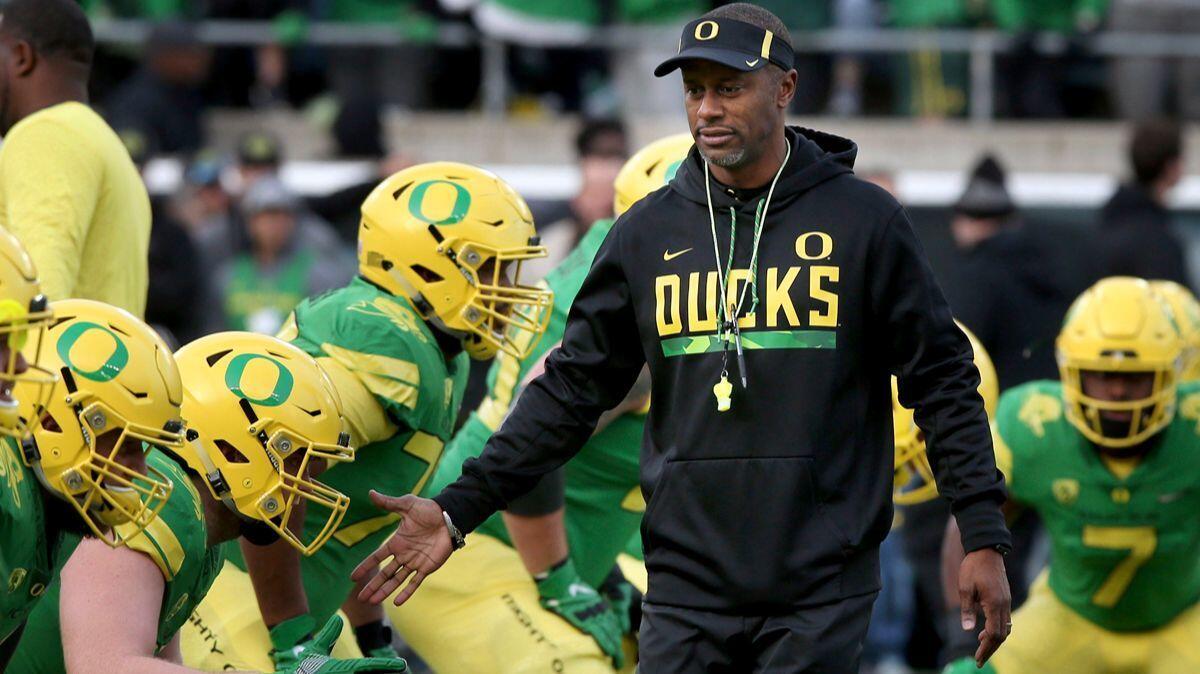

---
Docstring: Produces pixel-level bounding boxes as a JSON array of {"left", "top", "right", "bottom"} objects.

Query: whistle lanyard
[{"left": 704, "top": 140, "right": 791, "bottom": 410}]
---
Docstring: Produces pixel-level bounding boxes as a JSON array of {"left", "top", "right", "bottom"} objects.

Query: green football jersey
[
  {"left": 996, "top": 380, "right": 1200, "bottom": 631},
  {"left": 0, "top": 437, "right": 55, "bottom": 647},
  {"left": 429, "top": 220, "right": 646, "bottom": 587},
  {"left": 282, "top": 277, "right": 469, "bottom": 619},
  {"left": 9, "top": 449, "right": 222, "bottom": 671}
]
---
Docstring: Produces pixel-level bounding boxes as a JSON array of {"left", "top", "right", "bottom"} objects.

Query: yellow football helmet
[
  {"left": 893, "top": 322, "right": 999, "bottom": 506},
  {"left": 613, "top": 133, "right": 694, "bottom": 217},
  {"left": 1058, "top": 277, "right": 1184, "bottom": 449},
  {"left": 1150, "top": 280, "right": 1200, "bottom": 381},
  {"left": 0, "top": 227, "right": 56, "bottom": 439},
  {"left": 174, "top": 332, "right": 355, "bottom": 555},
  {"left": 17, "top": 299, "right": 184, "bottom": 546},
  {"left": 358, "top": 162, "right": 553, "bottom": 361}
]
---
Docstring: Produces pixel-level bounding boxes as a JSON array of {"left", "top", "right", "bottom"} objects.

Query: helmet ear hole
[
  {"left": 410, "top": 265, "right": 443, "bottom": 283},
  {"left": 214, "top": 439, "right": 251, "bottom": 464},
  {"left": 40, "top": 412, "right": 62, "bottom": 433}
]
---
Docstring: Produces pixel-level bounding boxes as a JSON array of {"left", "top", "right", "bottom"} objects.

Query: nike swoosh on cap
[{"left": 663, "top": 248, "right": 693, "bottom": 261}]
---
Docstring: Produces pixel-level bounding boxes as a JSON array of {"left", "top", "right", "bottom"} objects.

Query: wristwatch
[{"left": 442, "top": 511, "right": 466, "bottom": 550}]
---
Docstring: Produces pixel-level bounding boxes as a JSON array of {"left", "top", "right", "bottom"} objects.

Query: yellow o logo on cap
[{"left": 694, "top": 21, "right": 719, "bottom": 41}]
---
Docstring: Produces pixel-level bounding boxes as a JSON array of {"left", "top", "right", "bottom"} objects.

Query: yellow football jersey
[{"left": 0, "top": 102, "right": 150, "bottom": 317}]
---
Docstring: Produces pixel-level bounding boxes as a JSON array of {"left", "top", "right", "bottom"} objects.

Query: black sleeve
[
  {"left": 434, "top": 221, "right": 646, "bottom": 533},
  {"left": 869, "top": 206, "right": 1011, "bottom": 554},
  {"left": 505, "top": 468, "right": 566, "bottom": 517}
]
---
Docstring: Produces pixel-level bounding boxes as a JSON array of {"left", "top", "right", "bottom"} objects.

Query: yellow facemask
[{"left": 19, "top": 299, "right": 184, "bottom": 546}]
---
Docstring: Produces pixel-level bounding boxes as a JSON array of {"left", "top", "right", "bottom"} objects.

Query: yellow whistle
[{"left": 713, "top": 375, "right": 733, "bottom": 412}]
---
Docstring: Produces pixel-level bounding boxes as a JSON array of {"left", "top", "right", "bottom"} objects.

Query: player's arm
[
  {"left": 0, "top": 118, "right": 98, "bottom": 301},
  {"left": 60, "top": 538, "right": 255, "bottom": 674},
  {"left": 355, "top": 216, "right": 646, "bottom": 606}
]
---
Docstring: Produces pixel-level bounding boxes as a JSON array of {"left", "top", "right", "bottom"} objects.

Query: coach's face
[{"left": 682, "top": 60, "right": 794, "bottom": 170}]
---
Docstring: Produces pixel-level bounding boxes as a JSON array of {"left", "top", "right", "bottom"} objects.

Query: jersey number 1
[{"left": 1081, "top": 525, "right": 1157, "bottom": 608}]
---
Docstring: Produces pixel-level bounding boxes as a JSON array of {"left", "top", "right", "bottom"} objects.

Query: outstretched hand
[
  {"left": 350, "top": 491, "right": 455, "bottom": 607},
  {"left": 958, "top": 548, "right": 1012, "bottom": 668}
]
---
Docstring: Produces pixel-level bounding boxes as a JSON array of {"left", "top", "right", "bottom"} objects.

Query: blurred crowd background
[{"left": 55, "top": 2, "right": 1200, "bottom": 672}]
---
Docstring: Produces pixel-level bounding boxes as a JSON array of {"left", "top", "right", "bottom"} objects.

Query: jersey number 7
[{"left": 1082, "top": 525, "right": 1157, "bottom": 608}]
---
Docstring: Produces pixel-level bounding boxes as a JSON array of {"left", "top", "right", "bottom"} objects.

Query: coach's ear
[{"left": 776, "top": 68, "right": 797, "bottom": 110}]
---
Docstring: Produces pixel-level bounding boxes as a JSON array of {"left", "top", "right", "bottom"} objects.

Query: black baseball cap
[{"left": 654, "top": 17, "right": 794, "bottom": 78}]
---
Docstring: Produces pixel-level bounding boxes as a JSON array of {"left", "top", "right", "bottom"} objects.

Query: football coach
[{"left": 354, "top": 4, "right": 1013, "bottom": 671}]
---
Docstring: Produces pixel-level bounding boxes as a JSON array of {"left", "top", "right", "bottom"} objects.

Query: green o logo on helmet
[
  {"left": 224, "top": 354, "right": 294, "bottom": 407},
  {"left": 56, "top": 322, "right": 129, "bottom": 383},
  {"left": 408, "top": 180, "right": 472, "bottom": 226}
]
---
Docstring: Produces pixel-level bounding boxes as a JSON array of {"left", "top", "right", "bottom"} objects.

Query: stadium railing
[{"left": 91, "top": 21, "right": 1200, "bottom": 122}]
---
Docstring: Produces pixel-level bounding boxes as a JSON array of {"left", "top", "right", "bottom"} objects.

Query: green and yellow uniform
[
  {"left": 387, "top": 220, "right": 646, "bottom": 673},
  {"left": 0, "top": 437, "right": 57, "bottom": 649},
  {"left": 948, "top": 380, "right": 1200, "bottom": 674},
  {"left": 182, "top": 276, "right": 468, "bottom": 669},
  {"left": 9, "top": 449, "right": 222, "bottom": 672}
]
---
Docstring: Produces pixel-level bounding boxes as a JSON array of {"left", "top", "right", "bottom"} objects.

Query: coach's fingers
[
  {"left": 351, "top": 542, "right": 395, "bottom": 584},
  {"left": 392, "top": 570, "right": 427, "bottom": 607},
  {"left": 975, "top": 592, "right": 1011, "bottom": 667},
  {"left": 369, "top": 489, "right": 413, "bottom": 513},
  {"left": 959, "top": 582, "right": 978, "bottom": 631}
]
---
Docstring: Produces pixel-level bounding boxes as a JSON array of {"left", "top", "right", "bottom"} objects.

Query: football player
[
  {"left": 379, "top": 134, "right": 694, "bottom": 673},
  {"left": 1, "top": 292, "right": 184, "bottom": 668},
  {"left": 943, "top": 276, "right": 1200, "bottom": 674},
  {"left": 180, "top": 162, "right": 553, "bottom": 670},
  {"left": 10, "top": 331, "right": 408, "bottom": 673}
]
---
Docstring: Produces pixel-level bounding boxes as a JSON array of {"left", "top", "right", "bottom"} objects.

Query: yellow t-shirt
[{"left": 0, "top": 101, "right": 150, "bottom": 317}]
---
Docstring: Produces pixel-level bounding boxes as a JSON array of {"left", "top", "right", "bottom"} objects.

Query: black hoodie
[{"left": 435, "top": 127, "right": 1010, "bottom": 612}]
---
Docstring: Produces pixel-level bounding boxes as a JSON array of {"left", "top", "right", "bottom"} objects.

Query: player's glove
[
  {"left": 272, "top": 615, "right": 408, "bottom": 673},
  {"left": 536, "top": 557, "right": 625, "bottom": 668},
  {"left": 599, "top": 564, "right": 642, "bottom": 635}
]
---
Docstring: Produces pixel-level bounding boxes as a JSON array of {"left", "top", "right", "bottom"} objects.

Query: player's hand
[
  {"left": 958, "top": 548, "right": 1012, "bottom": 668},
  {"left": 599, "top": 564, "right": 642, "bottom": 635},
  {"left": 351, "top": 490, "right": 454, "bottom": 607},
  {"left": 536, "top": 558, "right": 625, "bottom": 668},
  {"left": 272, "top": 615, "right": 408, "bottom": 673}
]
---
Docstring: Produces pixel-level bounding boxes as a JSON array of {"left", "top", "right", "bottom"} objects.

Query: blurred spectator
[
  {"left": 211, "top": 177, "right": 354, "bottom": 334},
  {"left": 827, "top": 0, "right": 877, "bottom": 117},
  {"left": 991, "top": 0, "right": 1106, "bottom": 118},
  {"left": 119, "top": 128, "right": 205, "bottom": 347},
  {"left": 1098, "top": 119, "right": 1191, "bottom": 286},
  {"left": 236, "top": 130, "right": 284, "bottom": 190},
  {"left": 104, "top": 22, "right": 211, "bottom": 153},
  {"left": 1109, "top": 0, "right": 1200, "bottom": 120},
  {"left": 609, "top": 0, "right": 707, "bottom": 114},
  {"left": 944, "top": 154, "right": 1098, "bottom": 389},
  {"left": 887, "top": 0, "right": 978, "bottom": 117},
  {"left": 525, "top": 118, "right": 627, "bottom": 280},
  {"left": 318, "top": 0, "right": 439, "bottom": 110},
  {"left": 175, "top": 151, "right": 239, "bottom": 269}
]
